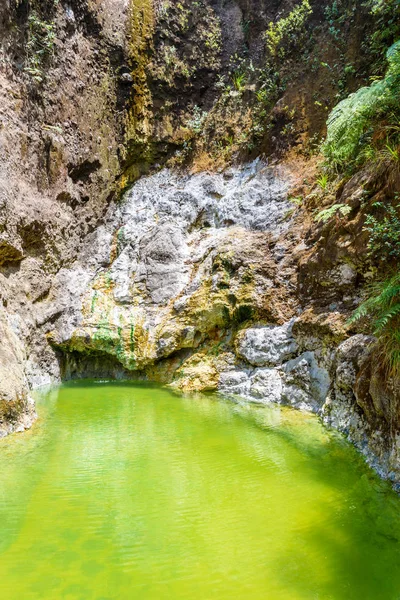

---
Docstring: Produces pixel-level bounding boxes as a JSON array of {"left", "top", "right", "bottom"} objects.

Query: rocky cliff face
[
  {"left": 0, "top": 0, "right": 399, "bottom": 488},
  {"left": 49, "top": 161, "right": 297, "bottom": 381},
  {"left": 0, "top": 0, "right": 135, "bottom": 434}
]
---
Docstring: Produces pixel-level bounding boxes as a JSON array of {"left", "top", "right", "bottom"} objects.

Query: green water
[{"left": 0, "top": 383, "right": 400, "bottom": 599}]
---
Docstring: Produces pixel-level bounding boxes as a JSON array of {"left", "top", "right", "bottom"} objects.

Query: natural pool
[{"left": 0, "top": 382, "right": 400, "bottom": 599}]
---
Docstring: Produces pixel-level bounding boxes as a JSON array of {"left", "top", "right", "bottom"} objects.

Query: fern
[
  {"left": 315, "top": 203, "right": 352, "bottom": 223},
  {"left": 349, "top": 273, "right": 400, "bottom": 375},
  {"left": 323, "top": 40, "right": 400, "bottom": 172},
  {"left": 375, "top": 303, "right": 400, "bottom": 331}
]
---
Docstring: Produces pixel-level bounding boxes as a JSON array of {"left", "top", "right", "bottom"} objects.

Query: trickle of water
[{"left": 0, "top": 381, "right": 399, "bottom": 600}]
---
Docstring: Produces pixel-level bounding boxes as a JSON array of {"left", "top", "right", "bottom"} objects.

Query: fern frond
[
  {"left": 374, "top": 303, "right": 400, "bottom": 332},
  {"left": 350, "top": 271, "right": 400, "bottom": 375},
  {"left": 323, "top": 39, "right": 400, "bottom": 172}
]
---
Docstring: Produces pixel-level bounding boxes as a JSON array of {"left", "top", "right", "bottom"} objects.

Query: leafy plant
[
  {"left": 24, "top": 11, "right": 56, "bottom": 83},
  {"left": 265, "top": 0, "right": 312, "bottom": 59},
  {"left": 255, "top": 88, "right": 269, "bottom": 102},
  {"left": 349, "top": 273, "right": 400, "bottom": 376},
  {"left": 232, "top": 71, "right": 246, "bottom": 92},
  {"left": 317, "top": 174, "right": 329, "bottom": 190},
  {"left": 187, "top": 105, "right": 208, "bottom": 134},
  {"left": 323, "top": 40, "right": 400, "bottom": 172},
  {"left": 350, "top": 197, "right": 400, "bottom": 376},
  {"left": 365, "top": 0, "right": 400, "bottom": 69},
  {"left": 381, "top": 139, "right": 400, "bottom": 164},
  {"left": 315, "top": 203, "right": 352, "bottom": 223},
  {"left": 289, "top": 195, "right": 303, "bottom": 206},
  {"left": 364, "top": 200, "right": 400, "bottom": 262}
]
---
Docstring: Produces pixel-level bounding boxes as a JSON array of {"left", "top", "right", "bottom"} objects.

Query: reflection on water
[{"left": 0, "top": 381, "right": 399, "bottom": 600}]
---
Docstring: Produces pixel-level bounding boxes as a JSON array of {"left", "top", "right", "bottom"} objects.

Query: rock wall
[
  {"left": 49, "top": 161, "right": 297, "bottom": 374},
  {"left": 0, "top": 0, "right": 133, "bottom": 434}
]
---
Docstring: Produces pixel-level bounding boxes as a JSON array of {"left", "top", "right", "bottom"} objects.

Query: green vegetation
[
  {"left": 364, "top": 200, "right": 400, "bottom": 262},
  {"left": 184, "top": 0, "right": 315, "bottom": 165},
  {"left": 24, "top": 11, "right": 56, "bottom": 83},
  {"left": 315, "top": 203, "right": 351, "bottom": 223},
  {"left": 349, "top": 200, "right": 400, "bottom": 374},
  {"left": 153, "top": 1, "right": 221, "bottom": 84},
  {"left": 187, "top": 106, "right": 208, "bottom": 134},
  {"left": 323, "top": 40, "right": 400, "bottom": 173},
  {"left": 319, "top": 3, "right": 400, "bottom": 376},
  {"left": 289, "top": 195, "right": 303, "bottom": 206},
  {"left": 242, "top": 1, "right": 314, "bottom": 151},
  {"left": 232, "top": 71, "right": 246, "bottom": 92},
  {"left": 265, "top": 0, "right": 312, "bottom": 59},
  {"left": 365, "top": 0, "right": 400, "bottom": 71},
  {"left": 317, "top": 174, "right": 329, "bottom": 190},
  {"left": 381, "top": 138, "right": 400, "bottom": 165},
  {"left": 90, "top": 291, "right": 98, "bottom": 315},
  {"left": 350, "top": 273, "right": 400, "bottom": 375}
]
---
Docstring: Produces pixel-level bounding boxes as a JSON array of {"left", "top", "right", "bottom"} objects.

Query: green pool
[{"left": 0, "top": 382, "right": 400, "bottom": 599}]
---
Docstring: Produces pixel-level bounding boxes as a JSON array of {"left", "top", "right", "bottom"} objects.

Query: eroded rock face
[
  {"left": 321, "top": 334, "right": 400, "bottom": 486},
  {"left": 0, "top": 0, "right": 135, "bottom": 430},
  {"left": 220, "top": 322, "right": 331, "bottom": 413},
  {"left": 0, "top": 308, "right": 35, "bottom": 437},
  {"left": 50, "top": 162, "right": 296, "bottom": 373},
  {"left": 236, "top": 320, "right": 298, "bottom": 367}
]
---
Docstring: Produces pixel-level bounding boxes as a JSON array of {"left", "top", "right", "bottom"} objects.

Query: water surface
[{"left": 0, "top": 382, "right": 400, "bottom": 599}]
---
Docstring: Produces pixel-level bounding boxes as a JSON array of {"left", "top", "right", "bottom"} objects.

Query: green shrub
[
  {"left": 265, "top": 0, "right": 312, "bottom": 59},
  {"left": 364, "top": 200, "right": 400, "bottom": 262},
  {"left": 323, "top": 40, "right": 400, "bottom": 172}
]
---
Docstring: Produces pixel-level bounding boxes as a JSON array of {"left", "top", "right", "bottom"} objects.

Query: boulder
[{"left": 236, "top": 320, "right": 298, "bottom": 367}]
